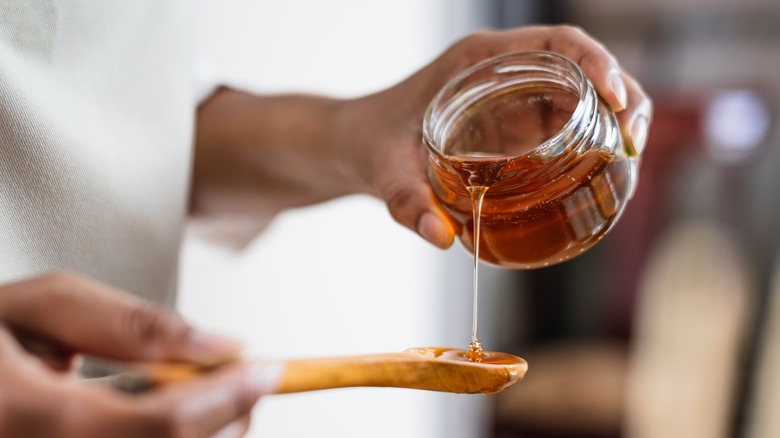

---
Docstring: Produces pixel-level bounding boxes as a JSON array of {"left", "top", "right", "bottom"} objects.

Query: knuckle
[
  {"left": 121, "top": 303, "right": 171, "bottom": 344},
  {"left": 452, "top": 29, "right": 495, "bottom": 56},
  {"left": 384, "top": 184, "right": 417, "bottom": 226},
  {"left": 459, "top": 29, "right": 491, "bottom": 46},
  {"left": 466, "top": 29, "right": 496, "bottom": 43},
  {"left": 557, "top": 24, "right": 586, "bottom": 38}
]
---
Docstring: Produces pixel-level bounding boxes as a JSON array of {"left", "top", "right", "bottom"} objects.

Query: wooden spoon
[{"left": 117, "top": 347, "right": 527, "bottom": 395}]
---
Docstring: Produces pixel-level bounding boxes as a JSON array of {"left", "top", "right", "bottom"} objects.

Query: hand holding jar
[{"left": 340, "top": 25, "right": 652, "bottom": 252}]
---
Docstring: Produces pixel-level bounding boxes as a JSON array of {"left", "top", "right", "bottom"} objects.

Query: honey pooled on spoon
[{"left": 465, "top": 339, "right": 485, "bottom": 362}]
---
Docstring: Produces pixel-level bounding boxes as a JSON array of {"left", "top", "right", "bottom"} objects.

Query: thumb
[
  {"left": 382, "top": 179, "right": 455, "bottom": 249},
  {"left": 0, "top": 273, "right": 242, "bottom": 366}
]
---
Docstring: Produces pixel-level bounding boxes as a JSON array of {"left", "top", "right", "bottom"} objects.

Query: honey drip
[
  {"left": 466, "top": 185, "right": 489, "bottom": 363},
  {"left": 465, "top": 339, "right": 485, "bottom": 362}
]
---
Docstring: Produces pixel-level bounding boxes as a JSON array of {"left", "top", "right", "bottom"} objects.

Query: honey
[
  {"left": 464, "top": 339, "right": 485, "bottom": 362},
  {"left": 466, "top": 185, "right": 488, "bottom": 362},
  {"left": 429, "top": 147, "right": 633, "bottom": 269},
  {"left": 438, "top": 347, "right": 520, "bottom": 366}
]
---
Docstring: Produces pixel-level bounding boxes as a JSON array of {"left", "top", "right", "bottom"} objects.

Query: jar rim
[{"left": 422, "top": 50, "right": 591, "bottom": 162}]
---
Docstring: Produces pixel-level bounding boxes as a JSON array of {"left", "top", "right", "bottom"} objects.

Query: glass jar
[{"left": 424, "top": 51, "right": 639, "bottom": 269}]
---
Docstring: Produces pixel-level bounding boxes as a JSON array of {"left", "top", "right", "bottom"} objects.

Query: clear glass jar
[{"left": 424, "top": 51, "right": 639, "bottom": 269}]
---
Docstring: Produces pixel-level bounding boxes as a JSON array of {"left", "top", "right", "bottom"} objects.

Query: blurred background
[{"left": 180, "top": 0, "right": 780, "bottom": 437}]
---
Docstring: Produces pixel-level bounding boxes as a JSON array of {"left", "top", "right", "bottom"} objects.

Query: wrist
[{"left": 331, "top": 95, "right": 382, "bottom": 197}]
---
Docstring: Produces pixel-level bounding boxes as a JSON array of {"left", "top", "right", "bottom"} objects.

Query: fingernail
[
  {"left": 628, "top": 114, "right": 649, "bottom": 156},
  {"left": 188, "top": 330, "right": 244, "bottom": 366},
  {"left": 417, "top": 211, "right": 452, "bottom": 249},
  {"left": 609, "top": 71, "right": 627, "bottom": 111},
  {"left": 246, "top": 360, "right": 284, "bottom": 395}
]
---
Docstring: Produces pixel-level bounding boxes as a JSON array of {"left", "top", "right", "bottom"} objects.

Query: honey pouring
[
  {"left": 111, "top": 51, "right": 638, "bottom": 398},
  {"left": 424, "top": 51, "right": 638, "bottom": 360}
]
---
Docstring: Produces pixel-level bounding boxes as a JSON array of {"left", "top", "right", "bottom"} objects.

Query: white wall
[{"left": 179, "top": 1, "right": 490, "bottom": 437}]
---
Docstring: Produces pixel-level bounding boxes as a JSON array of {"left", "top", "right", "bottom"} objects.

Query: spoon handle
[{"left": 277, "top": 351, "right": 433, "bottom": 394}]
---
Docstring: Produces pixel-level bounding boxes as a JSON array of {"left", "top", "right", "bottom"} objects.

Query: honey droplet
[{"left": 464, "top": 339, "right": 486, "bottom": 362}]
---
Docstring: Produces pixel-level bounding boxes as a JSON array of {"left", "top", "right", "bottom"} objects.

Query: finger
[
  {"left": 0, "top": 330, "right": 266, "bottom": 438},
  {"left": 0, "top": 330, "right": 109, "bottom": 437},
  {"left": 141, "top": 361, "right": 281, "bottom": 438},
  {"left": 615, "top": 73, "right": 653, "bottom": 157},
  {"left": 382, "top": 179, "right": 455, "bottom": 249},
  {"left": 472, "top": 27, "right": 625, "bottom": 111},
  {"left": 541, "top": 27, "right": 652, "bottom": 155},
  {"left": 0, "top": 337, "right": 77, "bottom": 436},
  {"left": 442, "top": 26, "right": 624, "bottom": 113},
  {"left": 541, "top": 25, "right": 627, "bottom": 112},
  {"left": 49, "top": 361, "right": 279, "bottom": 437},
  {"left": 0, "top": 274, "right": 242, "bottom": 366}
]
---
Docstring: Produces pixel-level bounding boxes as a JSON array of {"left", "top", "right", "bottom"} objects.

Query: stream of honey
[
  {"left": 427, "top": 86, "right": 632, "bottom": 363},
  {"left": 436, "top": 152, "right": 631, "bottom": 361},
  {"left": 465, "top": 185, "right": 488, "bottom": 362}
]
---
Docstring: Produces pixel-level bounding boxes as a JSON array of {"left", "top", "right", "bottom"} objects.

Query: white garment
[{"left": 0, "top": 0, "right": 197, "bottom": 305}]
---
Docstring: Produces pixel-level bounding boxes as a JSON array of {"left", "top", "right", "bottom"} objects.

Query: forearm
[
  {"left": 189, "top": 26, "right": 651, "bottom": 250},
  {"left": 191, "top": 87, "right": 366, "bottom": 217}
]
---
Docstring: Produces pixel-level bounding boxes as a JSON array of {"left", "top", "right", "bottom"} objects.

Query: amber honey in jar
[{"left": 424, "top": 51, "right": 638, "bottom": 269}]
